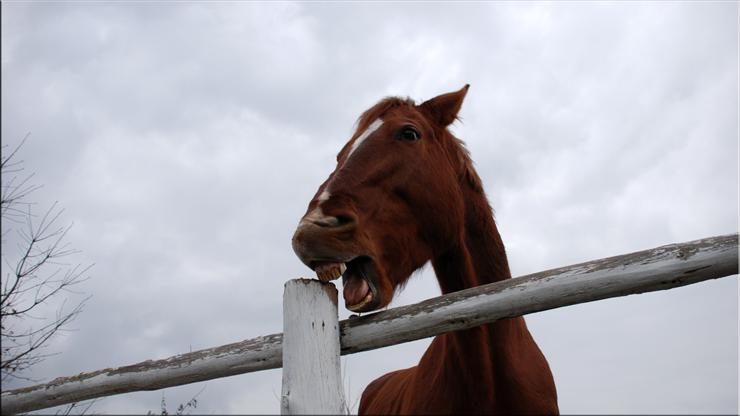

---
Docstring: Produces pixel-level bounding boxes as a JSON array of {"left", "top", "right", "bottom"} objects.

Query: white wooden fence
[{"left": 1, "top": 234, "right": 737, "bottom": 414}]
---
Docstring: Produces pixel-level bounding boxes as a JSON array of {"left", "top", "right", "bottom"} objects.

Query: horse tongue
[{"left": 343, "top": 274, "right": 370, "bottom": 306}]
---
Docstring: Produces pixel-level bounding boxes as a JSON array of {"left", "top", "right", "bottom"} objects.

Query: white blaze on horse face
[
  {"left": 346, "top": 118, "right": 383, "bottom": 161},
  {"left": 319, "top": 118, "right": 383, "bottom": 202}
]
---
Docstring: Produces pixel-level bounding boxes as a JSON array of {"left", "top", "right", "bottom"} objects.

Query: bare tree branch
[
  {"left": 1, "top": 137, "right": 93, "bottom": 381},
  {"left": 1, "top": 134, "right": 42, "bottom": 226},
  {"left": 56, "top": 398, "right": 99, "bottom": 415},
  {"left": 147, "top": 387, "right": 206, "bottom": 416}
]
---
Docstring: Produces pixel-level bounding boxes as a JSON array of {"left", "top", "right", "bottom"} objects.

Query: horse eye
[{"left": 398, "top": 126, "right": 420, "bottom": 141}]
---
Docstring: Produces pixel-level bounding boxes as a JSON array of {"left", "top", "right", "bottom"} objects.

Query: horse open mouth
[{"left": 313, "top": 257, "right": 380, "bottom": 312}]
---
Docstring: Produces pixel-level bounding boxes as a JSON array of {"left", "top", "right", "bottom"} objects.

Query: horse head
[{"left": 292, "top": 85, "right": 478, "bottom": 312}]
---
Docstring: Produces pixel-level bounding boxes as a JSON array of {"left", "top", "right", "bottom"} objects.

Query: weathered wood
[
  {"left": 0, "top": 333, "right": 283, "bottom": 415},
  {"left": 2, "top": 233, "right": 737, "bottom": 414},
  {"left": 281, "top": 279, "right": 346, "bottom": 415},
  {"left": 339, "top": 233, "right": 738, "bottom": 354}
]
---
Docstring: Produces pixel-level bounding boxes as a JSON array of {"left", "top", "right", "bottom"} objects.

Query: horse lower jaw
[
  {"left": 309, "top": 256, "right": 381, "bottom": 312},
  {"left": 343, "top": 257, "right": 380, "bottom": 312},
  {"left": 347, "top": 288, "right": 374, "bottom": 312}
]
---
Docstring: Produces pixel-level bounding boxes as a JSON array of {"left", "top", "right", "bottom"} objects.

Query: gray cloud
[{"left": 1, "top": 2, "right": 736, "bottom": 414}]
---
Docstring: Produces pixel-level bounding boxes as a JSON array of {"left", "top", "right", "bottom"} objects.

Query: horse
[{"left": 291, "top": 85, "right": 559, "bottom": 414}]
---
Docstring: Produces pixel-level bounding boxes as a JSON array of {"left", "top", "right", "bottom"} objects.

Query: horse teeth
[
  {"left": 333, "top": 264, "right": 345, "bottom": 280},
  {"left": 327, "top": 263, "right": 345, "bottom": 281},
  {"left": 316, "top": 262, "right": 346, "bottom": 282}
]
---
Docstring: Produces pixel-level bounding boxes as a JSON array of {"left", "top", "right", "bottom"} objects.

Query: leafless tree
[
  {"left": 1, "top": 136, "right": 92, "bottom": 381},
  {"left": 147, "top": 387, "right": 205, "bottom": 416},
  {"left": 55, "top": 399, "right": 98, "bottom": 416}
]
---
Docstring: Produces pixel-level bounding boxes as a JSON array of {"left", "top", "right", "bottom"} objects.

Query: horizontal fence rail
[{"left": 2, "top": 233, "right": 737, "bottom": 414}]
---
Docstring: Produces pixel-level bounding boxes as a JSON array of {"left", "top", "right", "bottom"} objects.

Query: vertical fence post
[{"left": 281, "top": 279, "right": 347, "bottom": 415}]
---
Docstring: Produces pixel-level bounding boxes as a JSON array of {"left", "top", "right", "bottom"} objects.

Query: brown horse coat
[{"left": 292, "top": 85, "right": 559, "bottom": 414}]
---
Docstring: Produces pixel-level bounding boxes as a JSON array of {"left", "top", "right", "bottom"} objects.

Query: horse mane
[
  {"left": 357, "top": 96, "right": 484, "bottom": 193},
  {"left": 452, "top": 136, "right": 484, "bottom": 194}
]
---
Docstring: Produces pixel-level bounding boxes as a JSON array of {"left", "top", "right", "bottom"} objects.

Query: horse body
[
  {"left": 360, "top": 180, "right": 558, "bottom": 414},
  {"left": 292, "top": 85, "right": 558, "bottom": 414}
]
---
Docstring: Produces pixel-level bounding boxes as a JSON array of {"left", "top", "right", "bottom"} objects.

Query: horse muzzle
[{"left": 291, "top": 214, "right": 381, "bottom": 312}]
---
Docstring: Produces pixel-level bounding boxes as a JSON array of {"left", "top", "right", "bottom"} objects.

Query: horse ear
[{"left": 420, "top": 84, "right": 470, "bottom": 127}]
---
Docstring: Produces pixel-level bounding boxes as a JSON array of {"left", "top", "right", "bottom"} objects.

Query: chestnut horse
[{"left": 291, "top": 85, "right": 558, "bottom": 414}]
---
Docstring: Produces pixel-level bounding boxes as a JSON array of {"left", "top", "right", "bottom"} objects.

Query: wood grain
[{"left": 281, "top": 279, "right": 346, "bottom": 414}]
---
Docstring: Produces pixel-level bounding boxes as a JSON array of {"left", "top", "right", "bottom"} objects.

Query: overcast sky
[{"left": 1, "top": 2, "right": 737, "bottom": 414}]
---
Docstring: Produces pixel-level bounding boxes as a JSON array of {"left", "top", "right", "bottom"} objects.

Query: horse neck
[
  {"left": 429, "top": 182, "right": 526, "bottom": 380},
  {"left": 420, "top": 169, "right": 557, "bottom": 412},
  {"left": 433, "top": 184, "right": 511, "bottom": 294}
]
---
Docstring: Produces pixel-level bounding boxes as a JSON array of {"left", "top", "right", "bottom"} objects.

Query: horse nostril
[
  {"left": 312, "top": 216, "right": 340, "bottom": 227},
  {"left": 312, "top": 213, "right": 356, "bottom": 228},
  {"left": 335, "top": 214, "right": 356, "bottom": 226}
]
